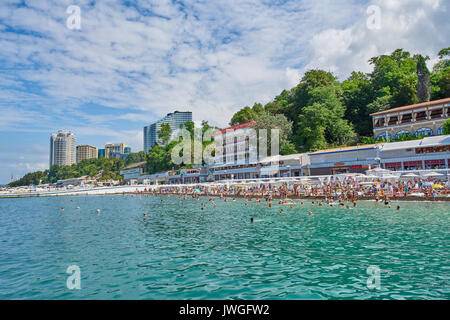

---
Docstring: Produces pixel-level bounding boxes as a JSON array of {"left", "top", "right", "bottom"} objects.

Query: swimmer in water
[
  {"left": 144, "top": 212, "right": 147, "bottom": 217},
  {"left": 96, "top": 209, "right": 101, "bottom": 214},
  {"left": 396, "top": 205, "right": 400, "bottom": 211},
  {"left": 308, "top": 211, "right": 313, "bottom": 216},
  {"left": 61, "top": 208, "right": 64, "bottom": 211},
  {"left": 280, "top": 209, "right": 284, "bottom": 214},
  {"left": 251, "top": 217, "right": 254, "bottom": 223}
]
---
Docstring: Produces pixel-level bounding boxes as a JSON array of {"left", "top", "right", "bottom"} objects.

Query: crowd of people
[{"left": 136, "top": 175, "right": 449, "bottom": 202}]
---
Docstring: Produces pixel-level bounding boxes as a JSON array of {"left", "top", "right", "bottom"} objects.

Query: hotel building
[
  {"left": 371, "top": 98, "right": 450, "bottom": 140},
  {"left": 143, "top": 111, "right": 192, "bottom": 152},
  {"left": 50, "top": 131, "right": 76, "bottom": 167},
  {"left": 213, "top": 121, "right": 257, "bottom": 166},
  {"left": 211, "top": 121, "right": 310, "bottom": 180},
  {"left": 105, "top": 143, "right": 127, "bottom": 158},
  {"left": 76, "top": 145, "right": 98, "bottom": 163}
]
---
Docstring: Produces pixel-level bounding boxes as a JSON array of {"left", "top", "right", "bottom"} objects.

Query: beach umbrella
[
  {"left": 422, "top": 172, "right": 444, "bottom": 177},
  {"left": 432, "top": 184, "right": 444, "bottom": 189},
  {"left": 381, "top": 174, "right": 398, "bottom": 180},
  {"left": 401, "top": 173, "right": 419, "bottom": 178}
]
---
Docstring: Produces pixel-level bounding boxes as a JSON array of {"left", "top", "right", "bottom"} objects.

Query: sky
[{"left": 0, "top": 0, "right": 449, "bottom": 184}]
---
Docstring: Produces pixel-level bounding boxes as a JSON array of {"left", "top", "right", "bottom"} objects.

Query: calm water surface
[{"left": 0, "top": 195, "right": 449, "bottom": 299}]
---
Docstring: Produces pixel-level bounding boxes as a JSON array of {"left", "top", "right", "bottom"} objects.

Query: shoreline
[{"left": 1, "top": 189, "right": 449, "bottom": 202}]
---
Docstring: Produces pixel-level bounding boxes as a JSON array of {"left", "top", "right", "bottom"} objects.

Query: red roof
[
  {"left": 370, "top": 97, "right": 450, "bottom": 116},
  {"left": 214, "top": 121, "right": 257, "bottom": 136}
]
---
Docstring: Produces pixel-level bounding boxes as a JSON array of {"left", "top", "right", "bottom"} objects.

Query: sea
[{"left": 0, "top": 195, "right": 448, "bottom": 299}]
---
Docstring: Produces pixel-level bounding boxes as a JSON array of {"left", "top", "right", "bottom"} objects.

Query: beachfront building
[
  {"left": 379, "top": 134, "right": 450, "bottom": 171},
  {"left": 370, "top": 98, "right": 450, "bottom": 140},
  {"left": 76, "top": 145, "right": 98, "bottom": 163},
  {"left": 213, "top": 121, "right": 258, "bottom": 166},
  {"left": 120, "top": 161, "right": 147, "bottom": 182},
  {"left": 167, "top": 167, "right": 210, "bottom": 184},
  {"left": 304, "top": 135, "right": 450, "bottom": 174},
  {"left": 50, "top": 131, "right": 76, "bottom": 167},
  {"left": 212, "top": 153, "right": 309, "bottom": 181},
  {"left": 98, "top": 148, "right": 105, "bottom": 158},
  {"left": 105, "top": 143, "right": 127, "bottom": 158},
  {"left": 143, "top": 111, "right": 192, "bottom": 152},
  {"left": 306, "top": 145, "right": 379, "bottom": 176}
]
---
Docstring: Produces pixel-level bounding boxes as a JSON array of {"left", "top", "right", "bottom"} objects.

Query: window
[
  {"left": 414, "top": 127, "right": 433, "bottom": 137},
  {"left": 394, "top": 130, "right": 410, "bottom": 139}
]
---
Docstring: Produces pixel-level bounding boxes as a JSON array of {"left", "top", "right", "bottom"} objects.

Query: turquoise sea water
[{"left": 0, "top": 195, "right": 448, "bottom": 300}]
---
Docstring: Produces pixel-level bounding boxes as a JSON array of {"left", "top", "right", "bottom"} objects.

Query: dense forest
[
  {"left": 7, "top": 155, "right": 142, "bottom": 187},
  {"left": 229, "top": 48, "right": 450, "bottom": 153},
  {"left": 8, "top": 48, "right": 450, "bottom": 187}
]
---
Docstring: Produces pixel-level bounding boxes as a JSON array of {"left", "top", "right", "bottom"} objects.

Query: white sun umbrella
[
  {"left": 401, "top": 173, "right": 419, "bottom": 179},
  {"left": 422, "top": 172, "right": 444, "bottom": 177},
  {"left": 364, "top": 174, "right": 379, "bottom": 179},
  {"left": 381, "top": 174, "right": 398, "bottom": 180}
]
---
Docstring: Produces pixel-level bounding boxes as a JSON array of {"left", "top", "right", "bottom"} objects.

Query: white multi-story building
[
  {"left": 50, "top": 131, "right": 76, "bottom": 167},
  {"left": 213, "top": 121, "right": 258, "bottom": 165},
  {"left": 105, "top": 143, "right": 127, "bottom": 158},
  {"left": 143, "top": 111, "right": 192, "bottom": 152}
]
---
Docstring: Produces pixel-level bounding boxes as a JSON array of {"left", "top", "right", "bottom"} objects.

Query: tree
[
  {"left": 443, "top": 119, "right": 450, "bottom": 135},
  {"left": 253, "top": 113, "right": 296, "bottom": 155},
  {"left": 366, "top": 95, "right": 391, "bottom": 115},
  {"left": 230, "top": 103, "right": 266, "bottom": 125},
  {"left": 295, "top": 86, "right": 355, "bottom": 151},
  {"left": 430, "top": 48, "right": 450, "bottom": 100},
  {"left": 125, "top": 151, "right": 147, "bottom": 166},
  {"left": 369, "top": 49, "right": 418, "bottom": 107},
  {"left": 342, "top": 71, "right": 375, "bottom": 136},
  {"left": 415, "top": 54, "right": 431, "bottom": 102},
  {"left": 157, "top": 123, "right": 172, "bottom": 145}
]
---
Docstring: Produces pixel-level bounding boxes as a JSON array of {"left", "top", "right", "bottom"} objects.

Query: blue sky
[{"left": 0, "top": 0, "right": 449, "bottom": 184}]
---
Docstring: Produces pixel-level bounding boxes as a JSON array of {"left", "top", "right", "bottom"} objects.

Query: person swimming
[
  {"left": 96, "top": 209, "right": 101, "bottom": 214},
  {"left": 308, "top": 211, "right": 313, "bottom": 216},
  {"left": 396, "top": 205, "right": 400, "bottom": 211}
]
